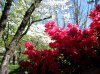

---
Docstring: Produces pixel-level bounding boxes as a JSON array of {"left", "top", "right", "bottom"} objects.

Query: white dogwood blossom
[{"left": 27, "top": 24, "right": 51, "bottom": 44}]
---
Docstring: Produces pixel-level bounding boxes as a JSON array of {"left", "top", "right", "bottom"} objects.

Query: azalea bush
[{"left": 18, "top": 5, "right": 100, "bottom": 74}]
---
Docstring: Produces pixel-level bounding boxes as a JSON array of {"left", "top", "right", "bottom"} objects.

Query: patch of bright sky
[
  {"left": 42, "top": 0, "right": 71, "bottom": 22},
  {"left": 0, "top": 0, "right": 97, "bottom": 28},
  {"left": 79, "top": 0, "right": 95, "bottom": 28},
  {"left": 58, "top": 0, "right": 94, "bottom": 27},
  {"left": 77, "top": 0, "right": 93, "bottom": 27},
  {"left": 35, "top": 0, "right": 95, "bottom": 28}
]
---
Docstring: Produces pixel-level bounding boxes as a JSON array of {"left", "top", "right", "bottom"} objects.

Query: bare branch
[{"left": 31, "top": 16, "right": 51, "bottom": 24}]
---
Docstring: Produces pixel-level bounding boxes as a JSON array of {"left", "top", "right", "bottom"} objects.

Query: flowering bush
[{"left": 19, "top": 5, "right": 100, "bottom": 74}]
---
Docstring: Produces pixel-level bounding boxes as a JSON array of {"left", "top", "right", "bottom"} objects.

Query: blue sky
[
  {"left": 57, "top": 0, "right": 96, "bottom": 28},
  {"left": 0, "top": 0, "right": 98, "bottom": 28}
]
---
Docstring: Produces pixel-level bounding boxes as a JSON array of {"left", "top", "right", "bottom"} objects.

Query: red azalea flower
[
  {"left": 24, "top": 41, "right": 32, "bottom": 48},
  {"left": 49, "top": 62, "right": 59, "bottom": 74},
  {"left": 95, "top": 4, "right": 100, "bottom": 11},
  {"left": 49, "top": 42, "right": 59, "bottom": 48},
  {"left": 29, "top": 67, "right": 37, "bottom": 74},
  {"left": 45, "top": 21, "right": 57, "bottom": 29},
  {"left": 41, "top": 64, "right": 46, "bottom": 74},
  {"left": 19, "top": 61, "right": 32, "bottom": 68}
]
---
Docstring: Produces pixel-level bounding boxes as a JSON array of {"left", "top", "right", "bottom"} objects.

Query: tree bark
[
  {"left": 0, "top": 0, "right": 42, "bottom": 74},
  {"left": 0, "top": 50, "right": 13, "bottom": 74},
  {"left": 95, "top": 0, "right": 99, "bottom": 5},
  {"left": 0, "top": 0, "right": 13, "bottom": 37}
]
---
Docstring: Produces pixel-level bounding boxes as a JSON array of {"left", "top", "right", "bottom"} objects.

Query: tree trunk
[
  {"left": 0, "top": 31, "right": 4, "bottom": 37},
  {"left": 0, "top": 0, "right": 42, "bottom": 74},
  {"left": 95, "top": 0, "right": 99, "bottom": 5},
  {"left": 12, "top": 55, "right": 16, "bottom": 65},
  {"left": 0, "top": 0, "right": 13, "bottom": 37},
  {"left": 0, "top": 50, "right": 13, "bottom": 74}
]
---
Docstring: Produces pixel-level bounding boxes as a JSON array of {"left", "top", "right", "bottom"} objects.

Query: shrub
[{"left": 18, "top": 5, "right": 100, "bottom": 74}]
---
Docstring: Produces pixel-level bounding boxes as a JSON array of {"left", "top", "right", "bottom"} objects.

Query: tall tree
[
  {"left": 0, "top": 0, "right": 13, "bottom": 37},
  {"left": 42, "top": 0, "right": 71, "bottom": 26},
  {"left": 87, "top": 0, "right": 100, "bottom": 5},
  {"left": 0, "top": 0, "right": 43, "bottom": 74},
  {"left": 70, "top": 0, "right": 92, "bottom": 28},
  {"left": 95, "top": 0, "right": 99, "bottom": 5}
]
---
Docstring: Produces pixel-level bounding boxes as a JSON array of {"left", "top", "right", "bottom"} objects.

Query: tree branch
[
  {"left": 19, "top": 16, "right": 51, "bottom": 40},
  {"left": 10, "top": 0, "right": 42, "bottom": 44},
  {"left": 31, "top": 16, "right": 51, "bottom": 24},
  {"left": 2, "top": 22, "right": 10, "bottom": 49},
  {"left": 0, "top": 1, "right": 43, "bottom": 74},
  {"left": 18, "top": 18, "right": 31, "bottom": 40},
  {"left": 0, "top": 0, "right": 13, "bottom": 36}
]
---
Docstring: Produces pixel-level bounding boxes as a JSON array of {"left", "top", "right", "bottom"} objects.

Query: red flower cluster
[
  {"left": 45, "top": 21, "right": 98, "bottom": 61},
  {"left": 19, "top": 5, "right": 100, "bottom": 74},
  {"left": 20, "top": 41, "right": 60, "bottom": 74}
]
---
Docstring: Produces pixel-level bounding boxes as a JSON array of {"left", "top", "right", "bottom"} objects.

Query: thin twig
[{"left": 31, "top": 16, "right": 51, "bottom": 24}]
